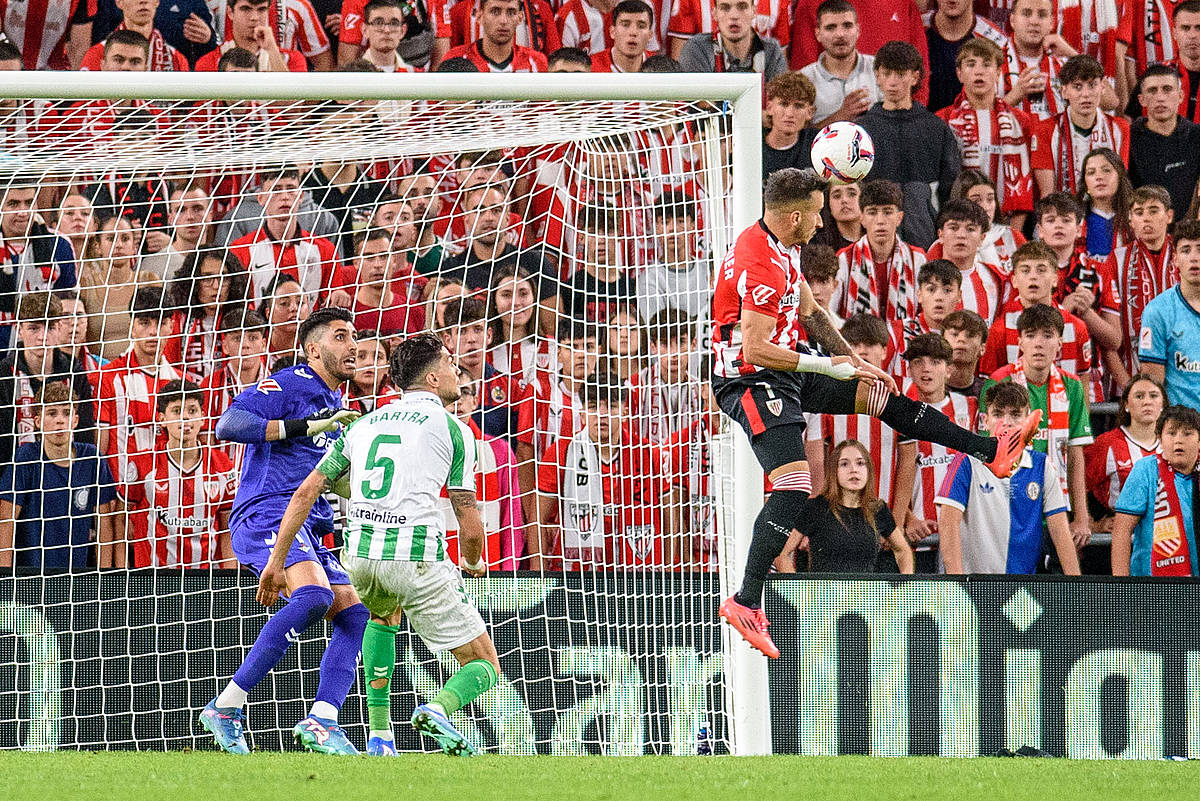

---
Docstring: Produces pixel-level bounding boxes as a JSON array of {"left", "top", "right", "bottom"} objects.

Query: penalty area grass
[{"left": 1, "top": 751, "right": 1194, "bottom": 801}]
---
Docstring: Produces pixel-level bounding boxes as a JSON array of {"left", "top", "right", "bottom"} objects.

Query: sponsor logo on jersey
[
  {"left": 1173, "top": 351, "right": 1200, "bottom": 373},
  {"left": 750, "top": 285, "right": 776, "bottom": 306},
  {"left": 979, "top": 481, "right": 995, "bottom": 494},
  {"left": 1140, "top": 326, "right": 1154, "bottom": 353}
]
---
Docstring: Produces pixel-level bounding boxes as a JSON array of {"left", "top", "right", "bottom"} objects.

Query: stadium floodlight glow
[{"left": 0, "top": 71, "right": 768, "bottom": 756}]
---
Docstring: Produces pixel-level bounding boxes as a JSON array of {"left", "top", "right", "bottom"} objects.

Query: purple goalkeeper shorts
[{"left": 231, "top": 508, "right": 351, "bottom": 585}]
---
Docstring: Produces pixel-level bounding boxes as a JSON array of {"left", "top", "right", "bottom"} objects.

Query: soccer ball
[{"left": 809, "top": 122, "right": 875, "bottom": 184}]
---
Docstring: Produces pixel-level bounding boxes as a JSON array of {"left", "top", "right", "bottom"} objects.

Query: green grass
[{"left": 1, "top": 752, "right": 1194, "bottom": 801}]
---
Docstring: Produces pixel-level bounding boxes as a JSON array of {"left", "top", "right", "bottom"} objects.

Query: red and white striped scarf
[
  {"left": 1002, "top": 45, "right": 1065, "bottom": 121},
  {"left": 1117, "top": 236, "right": 1176, "bottom": 372},
  {"left": 836, "top": 235, "right": 925, "bottom": 322},
  {"left": 113, "top": 22, "right": 178, "bottom": 72},
  {"left": 1004, "top": 358, "right": 1071, "bottom": 498},
  {"left": 1051, "top": 111, "right": 1126, "bottom": 194},
  {"left": 1055, "top": 0, "right": 1121, "bottom": 76},
  {"left": 1132, "top": 0, "right": 1176, "bottom": 70},
  {"left": 942, "top": 93, "right": 1034, "bottom": 215}
]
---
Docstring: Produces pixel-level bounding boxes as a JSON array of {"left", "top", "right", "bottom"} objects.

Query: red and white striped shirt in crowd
[
  {"left": 1, "top": 0, "right": 94, "bottom": 71},
  {"left": 626, "top": 362, "right": 704, "bottom": 445},
  {"left": 200, "top": 359, "right": 266, "bottom": 435},
  {"left": 442, "top": 41, "right": 549, "bottom": 71},
  {"left": 228, "top": 227, "right": 345, "bottom": 304},
  {"left": 488, "top": 336, "right": 557, "bottom": 391},
  {"left": 96, "top": 351, "right": 181, "bottom": 484},
  {"left": 984, "top": 224, "right": 1026, "bottom": 270},
  {"left": 441, "top": 422, "right": 525, "bottom": 570},
  {"left": 37, "top": 99, "right": 165, "bottom": 151},
  {"left": 1084, "top": 425, "right": 1158, "bottom": 513},
  {"left": 667, "top": 413, "right": 717, "bottom": 570},
  {"left": 927, "top": 239, "right": 1010, "bottom": 325},
  {"left": 1055, "top": 0, "right": 1123, "bottom": 79},
  {"left": 1031, "top": 110, "right": 1130, "bottom": 194},
  {"left": 833, "top": 235, "right": 926, "bottom": 323},
  {"left": 515, "top": 376, "right": 584, "bottom": 460},
  {"left": 886, "top": 312, "right": 937, "bottom": 378},
  {"left": 937, "top": 93, "right": 1036, "bottom": 215},
  {"left": 808, "top": 411, "right": 901, "bottom": 506},
  {"left": 449, "top": 0, "right": 559, "bottom": 52},
  {"left": 220, "top": 0, "right": 330, "bottom": 58},
  {"left": 590, "top": 46, "right": 657, "bottom": 71},
  {"left": 980, "top": 299, "right": 1094, "bottom": 395},
  {"left": 1129, "top": 0, "right": 1177, "bottom": 75},
  {"left": 668, "top": 0, "right": 789, "bottom": 47},
  {"left": 1107, "top": 236, "right": 1177, "bottom": 375},
  {"left": 164, "top": 312, "right": 221, "bottom": 385},
  {"left": 1000, "top": 45, "right": 1065, "bottom": 122},
  {"left": 124, "top": 448, "right": 237, "bottom": 568},
  {"left": 78, "top": 23, "right": 190, "bottom": 71},
  {"left": 712, "top": 221, "right": 808, "bottom": 378},
  {"left": 633, "top": 122, "right": 703, "bottom": 195},
  {"left": 899, "top": 384, "right": 977, "bottom": 525},
  {"left": 538, "top": 170, "right": 655, "bottom": 271},
  {"left": 556, "top": 0, "right": 661, "bottom": 53}
]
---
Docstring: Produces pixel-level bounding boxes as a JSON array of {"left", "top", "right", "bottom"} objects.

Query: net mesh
[{"left": 0, "top": 91, "right": 736, "bottom": 753}]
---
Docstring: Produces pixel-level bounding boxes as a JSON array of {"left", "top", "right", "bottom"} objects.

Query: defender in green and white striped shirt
[{"left": 256, "top": 334, "right": 500, "bottom": 758}]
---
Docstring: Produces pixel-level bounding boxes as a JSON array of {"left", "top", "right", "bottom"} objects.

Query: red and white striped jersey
[
  {"left": 220, "top": 0, "right": 330, "bottom": 57},
  {"left": 124, "top": 448, "right": 237, "bottom": 568},
  {"left": 452, "top": 0, "right": 561, "bottom": 53},
  {"left": 712, "top": 220, "right": 808, "bottom": 378},
  {"left": 632, "top": 123, "right": 703, "bottom": 194},
  {"left": 808, "top": 412, "right": 901, "bottom": 506},
  {"left": 666, "top": 413, "right": 717, "bottom": 570},
  {"left": 980, "top": 299, "right": 1093, "bottom": 384},
  {"left": 96, "top": 352, "right": 182, "bottom": 485},
  {"left": 957, "top": 258, "right": 1009, "bottom": 325},
  {"left": 885, "top": 312, "right": 937, "bottom": 379},
  {"left": 515, "top": 377, "right": 584, "bottom": 459},
  {"left": 440, "top": 427, "right": 504, "bottom": 567},
  {"left": 1084, "top": 425, "right": 1158, "bottom": 513},
  {"left": 900, "top": 384, "right": 977, "bottom": 524},
  {"left": 538, "top": 170, "right": 655, "bottom": 271},
  {"left": 668, "top": 0, "right": 789, "bottom": 45},
  {"left": 1, "top": 0, "right": 94, "bottom": 71},
  {"left": 556, "top": 0, "right": 609, "bottom": 53},
  {"left": 488, "top": 336, "right": 558, "bottom": 391},
  {"left": 626, "top": 363, "right": 704, "bottom": 444},
  {"left": 590, "top": 46, "right": 658, "bottom": 71},
  {"left": 164, "top": 312, "right": 220, "bottom": 386},
  {"left": 442, "top": 41, "right": 549, "bottom": 72}
]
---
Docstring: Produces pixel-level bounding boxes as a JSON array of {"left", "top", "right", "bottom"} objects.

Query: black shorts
[{"left": 712, "top": 370, "right": 860, "bottom": 473}]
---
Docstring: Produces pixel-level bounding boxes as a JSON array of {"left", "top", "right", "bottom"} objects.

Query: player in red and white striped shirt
[
  {"left": 0, "top": 0, "right": 94, "bottom": 71},
  {"left": 930, "top": 198, "right": 1009, "bottom": 325},
  {"left": 588, "top": 0, "right": 658, "bottom": 70},
  {"left": 443, "top": 0, "right": 549, "bottom": 70},
  {"left": 892, "top": 334, "right": 977, "bottom": 563},
  {"left": 1084, "top": 373, "right": 1164, "bottom": 517},
  {"left": 124, "top": 380, "right": 238, "bottom": 568}
]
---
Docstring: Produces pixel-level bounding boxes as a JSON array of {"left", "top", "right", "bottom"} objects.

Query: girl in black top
[{"left": 797, "top": 439, "right": 914, "bottom": 574}]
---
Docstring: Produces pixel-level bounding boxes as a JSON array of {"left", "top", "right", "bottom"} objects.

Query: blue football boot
[
  {"left": 293, "top": 716, "right": 360, "bottom": 755},
  {"left": 410, "top": 704, "right": 478, "bottom": 757},
  {"left": 199, "top": 699, "right": 250, "bottom": 754}
]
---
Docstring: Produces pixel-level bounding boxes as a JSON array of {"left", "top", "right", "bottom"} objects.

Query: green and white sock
[
  {"left": 362, "top": 620, "right": 399, "bottom": 735},
  {"left": 432, "top": 659, "right": 498, "bottom": 716}
]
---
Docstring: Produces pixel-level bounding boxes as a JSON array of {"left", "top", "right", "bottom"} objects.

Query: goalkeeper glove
[{"left": 282, "top": 408, "right": 361, "bottom": 440}]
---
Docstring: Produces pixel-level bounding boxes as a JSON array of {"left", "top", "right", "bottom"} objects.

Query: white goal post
[{"left": 0, "top": 71, "right": 770, "bottom": 755}]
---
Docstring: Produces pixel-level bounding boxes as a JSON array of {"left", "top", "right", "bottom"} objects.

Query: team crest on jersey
[
  {"left": 257, "top": 379, "right": 282, "bottom": 394},
  {"left": 1026, "top": 482, "right": 1040, "bottom": 501},
  {"left": 490, "top": 385, "right": 507, "bottom": 404},
  {"left": 625, "top": 524, "right": 655, "bottom": 559},
  {"left": 74, "top": 489, "right": 89, "bottom": 511},
  {"left": 205, "top": 479, "right": 221, "bottom": 500},
  {"left": 766, "top": 398, "right": 783, "bottom": 416}
]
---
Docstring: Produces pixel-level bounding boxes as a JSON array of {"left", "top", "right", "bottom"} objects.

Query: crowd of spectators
[{"left": 0, "top": 0, "right": 1196, "bottom": 578}]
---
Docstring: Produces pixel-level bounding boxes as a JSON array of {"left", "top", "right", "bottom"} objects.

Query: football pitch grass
[{"left": 2, "top": 752, "right": 1194, "bottom": 801}]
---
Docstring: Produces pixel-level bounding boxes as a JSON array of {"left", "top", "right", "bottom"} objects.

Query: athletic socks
[
  {"left": 229, "top": 584, "right": 333, "bottom": 698},
  {"left": 432, "top": 659, "right": 499, "bottom": 716},
  {"left": 735, "top": 478, "right": 811, "bottom": 608},
  {"left": 362, "top": 620, "right": 400, "bottom": 734},
  {"left": 313, "top": 602, "right": 370, "bottom": 718},
  {"left": 878, "top": 393, "right": 996, "bottom": 462}
]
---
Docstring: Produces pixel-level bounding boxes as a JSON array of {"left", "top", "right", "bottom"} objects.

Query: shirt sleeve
[
  {"left": 446, "top": 416, "right": 476, "bottom": 493},
  {"left": 1066, "top": 377, "right": 1094, "bottom": 445},
  {"left": 1114, "top": 456, "right": 1155, "bottom": 518},
  {"left": 97, "top": 456, "right": 117, "bottom": 506},
  {"left": 316, "top": 433, "right": 351, "bottom": 480},
  {"left": 1040, "top": 455, "right": 1068, "bottom": 517},
  {"left": 935, "top": 453, "right": 973, "bottom": 512},
  {"left": 1137, "top": 293, "right": 1169, "bottom": 365}
]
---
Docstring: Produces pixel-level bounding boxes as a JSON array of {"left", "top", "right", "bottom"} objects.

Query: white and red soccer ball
[{"left": 809, "top": 122, "right": 875, "bottom": 184}]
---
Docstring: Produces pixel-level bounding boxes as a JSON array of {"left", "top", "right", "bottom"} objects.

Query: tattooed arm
[{"left": 798, "top": 281, "right": 899, "bottom": 393}]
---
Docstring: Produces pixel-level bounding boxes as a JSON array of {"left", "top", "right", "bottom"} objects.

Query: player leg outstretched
[
  {"left": 200, "top": 308, "right": 369, "bottom": 754},
  {"left": 710, "top": 169, "right": 1041, "bottom": 658}
]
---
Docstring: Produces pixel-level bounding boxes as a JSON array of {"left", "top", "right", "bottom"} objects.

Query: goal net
[{"left": 0, "top": 73, "right": 764, "bottom": 754}]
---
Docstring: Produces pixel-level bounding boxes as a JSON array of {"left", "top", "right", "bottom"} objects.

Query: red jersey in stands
[
  {"left": 443, "top": 41, "right": 549, "bottom": 71},
  {"left": 1107, "top": 236, "right": 1176, "bottom": 374},
  {"left": 1000, "top": 46, "right": 1065, "bottom": 121},
  {"left": 626, "top": 362, "right": 704, "bottom": 444},
  {"left": 124, "top": 448, "right": 237, "bottom": 568},
  {"left": 516, "top": 377, "right": 583, "bottom": 459},
  {"left": 788, "top": 0, "right": 929, "bottom": 82},
  {"left": 201, "top": 359, "right": 267, "bottom": 438},
  {"left": 1054, "top": 246, "right": 1120, "bottom": 315},
  {"left": 221, "top": 0, "right": 330, "bottom": 58},
  {"left": 885, "top": 312, "right": 937, "bottom": 378},
  {"left": 194, "top": 43, "right": 308, "bottom": 71},
  {"left": 538, "top": 169, "right": 654, "bottom": 270},
  {"left": 440, "top": 421, "right": 504, "bottom": 567},
  {"left": 666, "top": 413, "right": 717, "bottom": 570},
  {"left": 590, "top": 46, "right": 657, "bottom": 71},
  {"left": 78, "top": 26, "right": 189, "bottom": 71},
  {"left": 38, "top": 99, "right": 164, "bottom": 151},
  {"left": 229, "top": 227, "right": 344, "bottom": 304},
  {"left": 937, "top": 94, "right": 1035, "bottom": 215},
  {"left": 1031, "top": 111, "right": 1130, "bottom": 194},
  {"left": 556, "top": 0, "right": 657, "bottom": 53},
  {"left": 712, "top": 220, "right": 809, "bottom": 378},
  {"left": 97, "top": 352, "right": 181, "bottom": 483},
  {"left": 450, "top": 0, "right": 559, "bottom": 52},
  {"left": 1128, "top": 0, "right": 1178, "bottom": 74},
  {"left": 900, "top": 383, "right": 977, "bottom": 524},
  {"left": 1, "top": 0, "right": 94, "bottom": 71},
  {"left": 633, "top": 123, "right": 702, "bottom": 195},
  {"left": 809, "top": 412, "right": 901, "bottom": 505},
  {"left": 488, "top": 336, "right": 557, "bottom": 391},
  {"left": 669, "top": 0, "right": 788, "bottom": 47},
  {"left": 1054, "top": 0, "right": 1126, "bottom": 79},
  {"left": 1084, "top": 425, "right": 1158, "bottom": 513},
  {"left": 538, "top": 430, "right": 669, "bottom": 569},
  {"left": 981, "top": 299, "right": 1093, "bottom": 384}
]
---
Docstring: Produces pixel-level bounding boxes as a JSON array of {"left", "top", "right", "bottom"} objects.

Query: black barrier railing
[
  {"left": 0, "top": 571, "right": 725, "bottom": 754},
  {"left": 764, "top": 574, "right": 1199, "bottom": 759}
]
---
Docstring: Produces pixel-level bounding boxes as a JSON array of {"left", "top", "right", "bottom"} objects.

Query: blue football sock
[
  {"left": 232, "top": 584, "right": 333, "bottom": 692},
  {"left": 314, "top": 602, "right": 369, "bottom": 715}
]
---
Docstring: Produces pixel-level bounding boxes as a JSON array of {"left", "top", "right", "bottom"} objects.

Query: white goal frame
[{"left": 0, "top": 71, "right": 771, "bottom": 756}]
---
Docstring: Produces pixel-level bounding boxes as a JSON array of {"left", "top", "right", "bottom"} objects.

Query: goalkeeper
[
  {"left": 200, "top": 307, "right": 368, "bottom": 756},
  {"left": 257, "top": 332, "right": 500, "bottom": 758}
]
